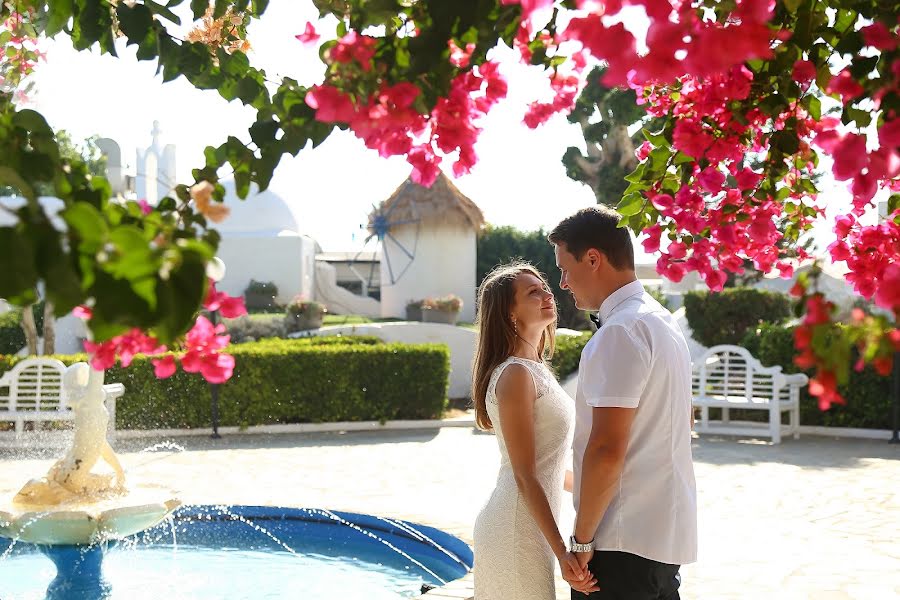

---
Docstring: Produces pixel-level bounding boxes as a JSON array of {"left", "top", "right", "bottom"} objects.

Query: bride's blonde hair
[{"left": 472, "top": 262, "right": 556, "bottom": 430}]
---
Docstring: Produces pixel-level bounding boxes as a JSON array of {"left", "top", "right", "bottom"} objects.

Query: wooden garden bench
[
  {"left": 0, "top": 357, "right": 124, "bottom": 438},
  {"left": 692, "top": 344, "right": 808, "bottom": 444}
]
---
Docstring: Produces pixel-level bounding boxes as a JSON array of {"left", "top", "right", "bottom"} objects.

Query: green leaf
[
  {"left": 842, "top": 106, "right": 872, "bottom": 127},
  {"left": 888, "top": 194, "right": 900, "bottom": 215},
  {"left": 190, "top": 0, "right": 208, "bottom": 19},
  {"left": 802, "top": 95, "right": 821, "bottom": 120},
  {"left": 62, "top": 203, "right": 107, "bottom": 253},
  {"left": 145, "top": 0, "right": 181, "bottom": 24},
  {"left": 783, "top": 0, "right": 802, "bottom": 13},
  {"left": 770, "top": 130, "right": 800, "bottom": 155},
  {"left": 107, "top": 226, "right": 158, "bottom": 280},
  {"left": 642, "top": 127, "right": 668, "bottom": 147},
  {"left": 116, "top": 4, "right": 154, "bottom": 44},
  {"left": 0, "top": 228, "right": 38, "bottom": 303},
  {"left": 45, "top": 0, "right": 74, "bottom": 36},
  {"left": 617, "top": 194, "right": 644, "bottom": 217}
]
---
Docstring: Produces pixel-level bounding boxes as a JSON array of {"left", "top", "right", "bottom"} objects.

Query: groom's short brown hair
[{"left": 548, "top": 206, "right": 635, "bottom": 271}]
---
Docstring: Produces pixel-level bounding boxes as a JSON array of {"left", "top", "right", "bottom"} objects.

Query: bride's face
[{"left": 511, "top": 273, "right": 556, "bottom": 329}]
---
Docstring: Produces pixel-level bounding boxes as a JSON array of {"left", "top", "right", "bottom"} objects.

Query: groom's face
[{"left": 554, "top": 243, "right": 599, "bottom": 311}]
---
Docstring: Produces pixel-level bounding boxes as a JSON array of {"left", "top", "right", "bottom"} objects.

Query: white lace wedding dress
[{"left": 473, "top": 356, "right": 575, "bottom": 599}]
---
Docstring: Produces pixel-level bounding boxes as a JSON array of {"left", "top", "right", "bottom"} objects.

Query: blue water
[
  {"left": 0, "top": 506, "right": 472, "bottom": 600},
  {"left": 0, "top": 545, "right": 430, "bottom": 599}
]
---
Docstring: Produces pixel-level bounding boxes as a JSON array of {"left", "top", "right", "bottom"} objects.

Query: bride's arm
[
  {"left": 564, "top": 470, "right": 574, "bottom": 494},
  {"left": 496, "top": 364, "right": 568, "bottom": 559}
]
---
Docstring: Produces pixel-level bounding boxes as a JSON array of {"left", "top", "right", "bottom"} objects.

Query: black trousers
[{"left": 571, "top": 551, "right": 681, "bottom": 600}]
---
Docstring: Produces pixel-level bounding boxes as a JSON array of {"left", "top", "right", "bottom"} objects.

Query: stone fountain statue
[
  {"left": 15, "top": 363, "right": 126, "bottom": 505},
  {"left": 0, "top": 362, "right": 181, "bottom": 599}
]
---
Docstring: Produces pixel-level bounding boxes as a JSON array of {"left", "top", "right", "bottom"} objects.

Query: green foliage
[
  {"left": 551, "top": 331, "right": 592, "bottom": 381},
  {"left": 0, "top": 302, "right": 45, "bottom": 354},
  {"left": 0, "top": 130, "right": 106, "bottom": 197},
  {"left": 0, "top": 337, "right": 449, "bottom": 428},
  {"left": 740, "top": 324, "right": 892, "bottom": 430},
  {"left": 684, "top": 287, "right": 791, "bottom": 347},
  {"left": 477, "top": 225, "right": 590, "bottom": 330}
]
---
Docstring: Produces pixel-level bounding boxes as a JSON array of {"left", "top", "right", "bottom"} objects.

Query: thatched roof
[{"left": 368, "top": 172, "right": 485, "bottom": 234}]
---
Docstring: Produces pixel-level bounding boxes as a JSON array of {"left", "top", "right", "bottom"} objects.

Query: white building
[{"left": 214, "top": 181, "right": 317, "bottom": 306}]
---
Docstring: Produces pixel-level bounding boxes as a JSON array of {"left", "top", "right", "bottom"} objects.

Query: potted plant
[
  {"left": 421, "top": 294, "right": 463, "bottom": 325},
  {"left": 406, "top": 299, "right": 424, "bottom": 322},
  {"left": 243, "top": 280, "right": 279, "bottom": 311},
  {"left": 285, "top": 296, "right": 327, "bottom": 331}
]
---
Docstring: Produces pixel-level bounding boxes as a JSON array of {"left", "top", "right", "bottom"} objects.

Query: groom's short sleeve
[{"left": 580, "top": 323, "right": 650, "bottom": 408}]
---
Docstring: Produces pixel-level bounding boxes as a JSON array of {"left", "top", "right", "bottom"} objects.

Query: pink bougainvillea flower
[
  {"left": 831, "top": 133, "right": 868, "bottom": 181},
  {"left": 791, "top": 60, "right": 816, "bottom": 87},
  {"left": 861, "top": 22, "right": 898, "bottom": 51},
  {"left": 295, "top": 22, "right": 320, "bottom": 46},
  {"left": 137, "top": 199, "right": 153, "bottom": 215},
  {"left": 331, "top": 31, "right": 377, "bottom": 71},
  {"left": 152, "top": 355, "right": 177, "bottom": 379},
  {"left": 826, "top": 70, "right": 864, "bottom": 104},
  {"left": 875, "top": 263, "right": 900, "bottom": 311},
  {"left": 73, "top": 305, "right": 93, "bottom": 320},
  {"left": 203, "top": 281, "right": 247, "bottom": 319}
]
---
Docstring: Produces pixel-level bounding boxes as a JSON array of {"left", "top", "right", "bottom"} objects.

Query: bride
[{"left": 472, "top": 262, "right": 597, "bottom": 599}]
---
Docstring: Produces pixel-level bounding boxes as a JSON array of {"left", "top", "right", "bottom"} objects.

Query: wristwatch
[{"left": 569, "top": 535, "right": 593, "bottom": 553}]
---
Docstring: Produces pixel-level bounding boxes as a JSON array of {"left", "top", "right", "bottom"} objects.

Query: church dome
[{"left": 216, "top": 180, "right": 301, "bottom": 236}]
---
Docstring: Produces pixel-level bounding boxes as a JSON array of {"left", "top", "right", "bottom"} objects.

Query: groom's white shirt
[{"left": 572, "top": 280, "right": 698, "bottom": 565}]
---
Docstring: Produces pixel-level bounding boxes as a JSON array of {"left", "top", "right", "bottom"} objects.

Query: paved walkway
[{"left": 1, "top": 429, "right": 898, "bottom": 599}]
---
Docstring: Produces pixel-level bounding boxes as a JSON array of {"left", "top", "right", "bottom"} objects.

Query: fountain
[
  {"left": 0, "top": 364, "right": 472, "bottom": 599},
  {"left": 0, "top": 362, "right": 181, "bottom": 599}
]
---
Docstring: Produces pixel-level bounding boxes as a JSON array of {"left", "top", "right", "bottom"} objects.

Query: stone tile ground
[{"left": 1, "top": 429, "right": 898, "bottom": 599}]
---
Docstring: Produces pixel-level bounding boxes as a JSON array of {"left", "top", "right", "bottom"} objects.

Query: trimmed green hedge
[
  {"left": 0, "top": 337, "right": 450, "bottom": 429},
  {"left": 552, "top": 332, "right": 593, "bottom": 381},
  {"left": 684, "top": 287, "right": 790, "bottom": 347},
  {"left": 740, "top": 324, "right": 892, "bottom": 430}
]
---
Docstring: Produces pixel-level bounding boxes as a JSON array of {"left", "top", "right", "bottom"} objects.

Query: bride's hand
[{"left": 558, "top": 551, "right": 598, "bottom": 594}]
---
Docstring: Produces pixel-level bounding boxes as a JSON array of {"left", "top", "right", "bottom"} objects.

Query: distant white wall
[
  {"left": 293, "top": 322, "right": 477, "bottom": 398},
  {"left": 380, "top": 224, "right": 477, "bottom": 323},
  {"left": 216, "top": 234, "right": 316, "bottom": 304}
]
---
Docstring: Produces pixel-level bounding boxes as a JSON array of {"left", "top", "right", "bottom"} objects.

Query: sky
[
  {"left": 23, "top": 2, "right": 880, "bottom": 259},
  {"left": 26, "top": 2, "right": 606, "bottom": 253}
]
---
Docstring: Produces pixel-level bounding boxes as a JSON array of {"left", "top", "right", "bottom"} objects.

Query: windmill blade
[
  {"left": 382, "top": 239, "right": 397, "bottom": 285},
  {"left": 385, "top": 231, "right": 416, "bottom": 261}
]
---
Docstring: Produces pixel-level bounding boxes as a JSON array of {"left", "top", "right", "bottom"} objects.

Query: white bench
[
  {"left": 0, "top": 358, "right": 124, "bottom": 438},
  {"left": 692, "top": 344, "right": 808, "bottom": 444}
]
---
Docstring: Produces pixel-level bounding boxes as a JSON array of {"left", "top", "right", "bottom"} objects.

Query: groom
[{"left": 549, "top": 206, "right": 697, "bottom": 599}]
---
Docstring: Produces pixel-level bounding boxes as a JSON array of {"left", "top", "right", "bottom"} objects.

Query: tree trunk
[
  {"left": 21, "top": 304, "right": 38, "bottom": 355},
  {"left": 42, "top": 300, "right": 55, "bottom": 355}
]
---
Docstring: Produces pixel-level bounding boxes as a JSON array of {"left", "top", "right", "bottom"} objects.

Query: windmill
[{"left": 348, "top": 194, "right": 421, "bottom": 293}]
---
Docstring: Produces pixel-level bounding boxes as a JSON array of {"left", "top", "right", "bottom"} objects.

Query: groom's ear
[{"left": 585, "top": 248, "right": 605, "bottom": 271}]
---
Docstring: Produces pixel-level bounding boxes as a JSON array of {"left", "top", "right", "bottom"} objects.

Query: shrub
[
  {"left": 244, "top": 280, "right": 279, "bottom": 311},
  {"left": 684, "top": 287, "right": 791, "bottom": 347},
  {"left": 551, "top": 332, "right": 593, "bottom": 381},
  {"left": 284, "top": 297, "right": 327, "bottom": 332},
  {"left": 0, "top": 337, "right": 449, "bottom": 429},
  {"left": 740, "top": 323, "right": 892, "bottom": 430},
  {"left": 245, "top": 280, "right": 278, "bottom": 295},
  {"left": 225, "top": 315, "right": 288, "bottom": 343}
]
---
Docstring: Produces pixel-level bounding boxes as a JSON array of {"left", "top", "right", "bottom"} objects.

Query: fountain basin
[
  {"left": 0, "top": 505, "right": 473, "bottom": 599},
  {"left": 0, "top": 487, "right": 181, "bottom": 545}
]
